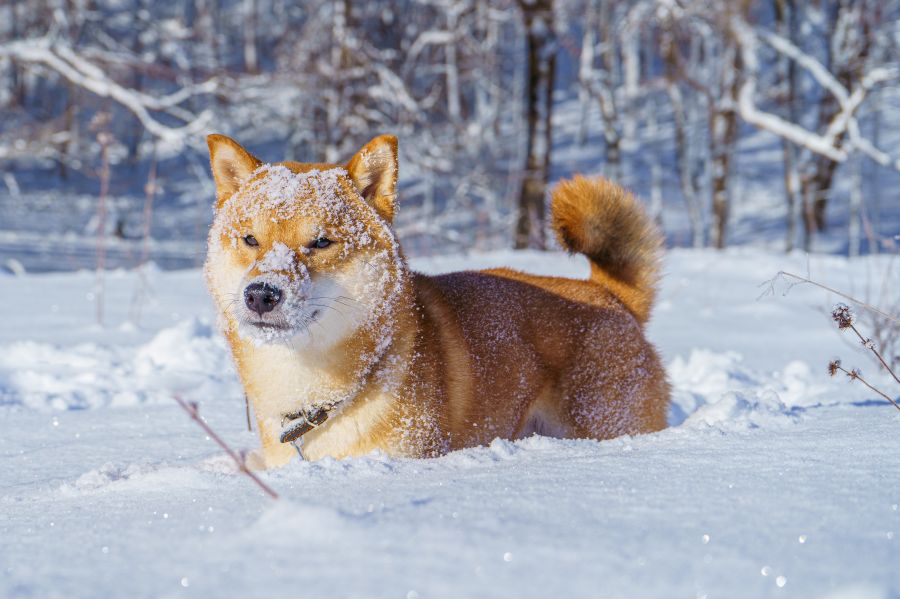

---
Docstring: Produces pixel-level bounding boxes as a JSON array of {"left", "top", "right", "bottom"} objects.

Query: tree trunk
[
  {"left": 127, "top": 0, "right": 145, "bottom": 164},
  {"left": 324, "top": 0, "right": 351, "bottom": 163},
  {"left": 576, "top": 0, "right": 596, "bottom": 146},
  {"left": 848, "top": 152, "right": 862, "bottom": 258},
  {"left": 243, "top": 0, "right": 258, "bottom": 73},
  {"left": 515, "top": 0, "right": 555, "bottom": 250},
  {"left": 799, "top": 0, "right": 868, "bottom": 237},
  {"left": 669, "top": 86, "right": 703, "bottom": 248},
  {"left": 799, "top": 171, "right": 817, "bottom": 252},
  {"left": 801, "top": 79, "right": 841, "bottom": 237},
  {"left": 782, "top": 140, "right": 799, "bottom": 251},
  {"left": 710, "top": 135, "right": 731, "bottom": 250},
  {"left": 648, "top": 97, "right": 663, "bottom": 227},
  {"left": 59, "top": 82, "right": 79, "bottom": 179},
  {"left": 709, "top": 45, "right": 741, "bottom": 250},
  {"left": 445, "top": 5, "right": 461, "bottom": 122},
  {"left": 775, "top": 0, "right": 801, "bottom": 251},
  {"left": 597, "top": 0, "right": 621, "bottom": 182},
  {"left": 811, "top": 154, "right": 839, "bottom": 231},
  {"left": 9, "top": 0, "right": 27, "bottom": 107}
]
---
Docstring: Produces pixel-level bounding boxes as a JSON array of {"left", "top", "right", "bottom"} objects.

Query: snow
[
  {"left": 213, "top": 164, "right": 352, "bottom": 250},
  {"left": 1, "top": 248, "right": 898, "bottom": 597},
  {"left": 255, "top": 241, "right": 296, "bottom": 273},
  {"left": 0, "top": 317, "right": 236, "bottom": 410}
]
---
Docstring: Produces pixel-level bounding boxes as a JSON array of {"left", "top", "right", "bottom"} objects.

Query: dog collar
[
  {"left": 279, "top": 405, "right": 331, "bottom": 444},
  {"left": 278, "top": 336, "right": 395, "bottom": 445}
]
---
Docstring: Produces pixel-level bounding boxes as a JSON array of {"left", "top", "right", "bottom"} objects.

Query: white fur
[{"left": 232, "top": 258, "right": 372, "bottom": 350}]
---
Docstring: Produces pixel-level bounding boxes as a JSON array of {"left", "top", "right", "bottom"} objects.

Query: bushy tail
[{"left": 551, "top": 176, "right": 663, "bottom": 324}]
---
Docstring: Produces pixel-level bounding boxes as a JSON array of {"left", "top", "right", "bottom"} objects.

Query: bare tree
[
  {"left": 732, "top": 1, "right": 900, "bottom": 251},
  {"left": 2, "top": 0, "right": 899, "bottom": 269},
  {"left": 772, "top": 0, "right": 801, "bottom": 251},
  {"left": 514, "top": 0, "right": 556, "bottom": 250}
]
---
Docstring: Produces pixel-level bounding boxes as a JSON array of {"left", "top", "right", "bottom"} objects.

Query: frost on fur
[
  {"left": 211, "top": 164, "right": 353, "bottom": 250},
  {"left": 204, "top": 157, "right": 412, "bottom": 410},
  {"left": 257, "top": 242, "right": 296, "bottom": 273},
  {"left": 550, "top": 176, "right": 663, "bottom": 324}
]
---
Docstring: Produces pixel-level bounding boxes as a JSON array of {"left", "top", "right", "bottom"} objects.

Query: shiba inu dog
[{"left": 205, "top": 134, "right": 669, "bottom": 468}]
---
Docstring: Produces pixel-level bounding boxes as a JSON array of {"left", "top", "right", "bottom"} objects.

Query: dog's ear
[
  {"left": 346, "top": 135, "right": 398, "bottom": 223},
  {"left": 207, "top": 134, "right": 262, "bottom": 207}
]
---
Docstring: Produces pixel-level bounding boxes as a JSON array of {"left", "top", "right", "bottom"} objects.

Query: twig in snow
[
  {"left": 828, "top": 304, "right": 900, "bottom": 412},
  {"left": 832, "top": 304, "right": 900, "bottom": 387},
  {"left": 760, "top": 270, "right": 900, "bottom": 326},
  {"left": 173, "top": 395, "right": 279, "bottom": 500},
  {"left": 828, "top": 360, "right": 900, "bottom": 412}
]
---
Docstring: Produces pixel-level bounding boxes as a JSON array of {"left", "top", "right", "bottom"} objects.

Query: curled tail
[{"left": 551, "top": 176, "right": 663, "bottom": 324}]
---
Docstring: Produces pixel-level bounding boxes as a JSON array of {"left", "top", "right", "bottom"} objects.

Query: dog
[{"left": 204, "top": 134, "right": 669, "bottom": 468}]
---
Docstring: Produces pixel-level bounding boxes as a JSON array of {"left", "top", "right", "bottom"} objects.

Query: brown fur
[
  {"left": 551, "top": 176, "right": 662, "bottom": 324},
  {"left": 205, "top": 134, "right": 670, "bottom": 468}
]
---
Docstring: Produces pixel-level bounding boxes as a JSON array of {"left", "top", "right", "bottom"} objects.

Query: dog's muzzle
[{"left": 244, "top": 282, "right": 283, "bottom": 316}]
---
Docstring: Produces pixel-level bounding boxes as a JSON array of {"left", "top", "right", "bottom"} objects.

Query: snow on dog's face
[{"left": 204, "top": 134, "right": 404, "bottom": 350}]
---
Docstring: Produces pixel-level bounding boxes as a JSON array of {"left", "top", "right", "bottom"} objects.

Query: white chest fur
[
  {"left": 240, "top": 342, "right": 327, "bottom": 418},
  {"left": 238, "top": 340, "right": 398, "bottom": 460}
]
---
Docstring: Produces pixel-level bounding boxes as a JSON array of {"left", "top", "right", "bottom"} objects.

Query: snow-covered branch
[
  {"left": 732, "top": 18, "right": 900, "bottom": 169},
  {"left": 848, "top": 118, "right": 900, "bottom": 170},
  {"left": 756, "top": 29, "right": 849, "bottom": 106},
  {"left": 0, "top": 39, "right": 215, "bottom": 147}
]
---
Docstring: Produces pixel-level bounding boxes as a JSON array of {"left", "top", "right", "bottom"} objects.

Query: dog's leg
[
  {"left": 254, "top": 417, "right": 297, "bottom": 469},
  {"left": 561, "top": 340, "right": 668, "bottom": 439}
]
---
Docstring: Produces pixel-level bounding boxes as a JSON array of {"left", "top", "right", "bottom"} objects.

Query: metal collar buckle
[{"left": 280, "top": 407, "right": 330, "bottom": 444}]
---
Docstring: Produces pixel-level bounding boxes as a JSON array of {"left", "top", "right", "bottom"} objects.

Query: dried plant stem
[
  {"left": 95, "top": 130, "right": 111, "bottom": 325},
  {"left": 173, "top": 394, "right": 279, "bottom": 500},
  {"left": 771, "top": 271, "right": 900, "bottom": 325},
  {"left": 848, "top": 323, "right": 900, "bottom": 386},
  {"left": 832, "top": 364, "right": 900, "bottom": 412},
  {"left": 130, "top": 145, "right": 158, "bottom": 324}
]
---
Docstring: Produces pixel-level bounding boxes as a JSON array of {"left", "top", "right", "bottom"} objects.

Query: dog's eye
[
  {"left": 310, "top": 237, "right": 332, "bottom": 249},
  {"left": 243, "top": 235, "right": 259, "bottom": 247}
]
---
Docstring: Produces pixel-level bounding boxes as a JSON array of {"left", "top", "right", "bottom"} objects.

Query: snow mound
[
  {"left": 59, "top": 460, "right": 206, "bottom": 496},
  {"left": 134, "top": 318, "right": 234, "bottom": 395},
  {"left": 60, "top": 461, "right": 159, "bottom": 494},
  {"left": 667, "top": 349, "right": 831, "bottom": 429},
  {"left": 0, "top": 318, "right": 239, "bottom": 410},
  {"left": 683, "top": 390, "right": 798, "bottom": 429}
]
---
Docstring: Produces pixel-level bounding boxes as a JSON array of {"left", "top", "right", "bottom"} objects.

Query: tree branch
[
  {"left": 0, "top": 39, "right": 214, "bottom": 147},
  {"left": 731, "top": 18, "right": 900, "bottom": 169}
]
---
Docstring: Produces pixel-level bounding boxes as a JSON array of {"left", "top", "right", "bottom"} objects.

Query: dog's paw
[
  {"left": 241, "top": 448, "right": 268, "bottom": 471},
  {"left": 242, "top": 445, "right": 296, "bottom": 470}
]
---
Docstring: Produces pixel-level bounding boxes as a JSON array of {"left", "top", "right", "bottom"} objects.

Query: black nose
[{"left": 244, "top": 282, "right": 283, "bottom": 316}]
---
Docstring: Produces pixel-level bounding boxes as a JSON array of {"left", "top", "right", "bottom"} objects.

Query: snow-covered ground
[{"left": 1, "top": 249, "right": 898, "bottom": 598}]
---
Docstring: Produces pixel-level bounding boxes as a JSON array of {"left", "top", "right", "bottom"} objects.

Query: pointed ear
[
  {"left": 346, "top": 135, "right": 398, "bottom": 222},
  {"left": 207, "top": 134, "right": 262, "bottom": 206}
]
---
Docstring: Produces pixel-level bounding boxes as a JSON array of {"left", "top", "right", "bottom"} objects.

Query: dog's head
[{"left": 204, "top": 134, "right": 405, "bottom": 349}]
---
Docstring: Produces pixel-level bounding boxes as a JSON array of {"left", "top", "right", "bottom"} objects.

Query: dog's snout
[{"left": 244, "top": 282, "right": 283, "bottom": 316}]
